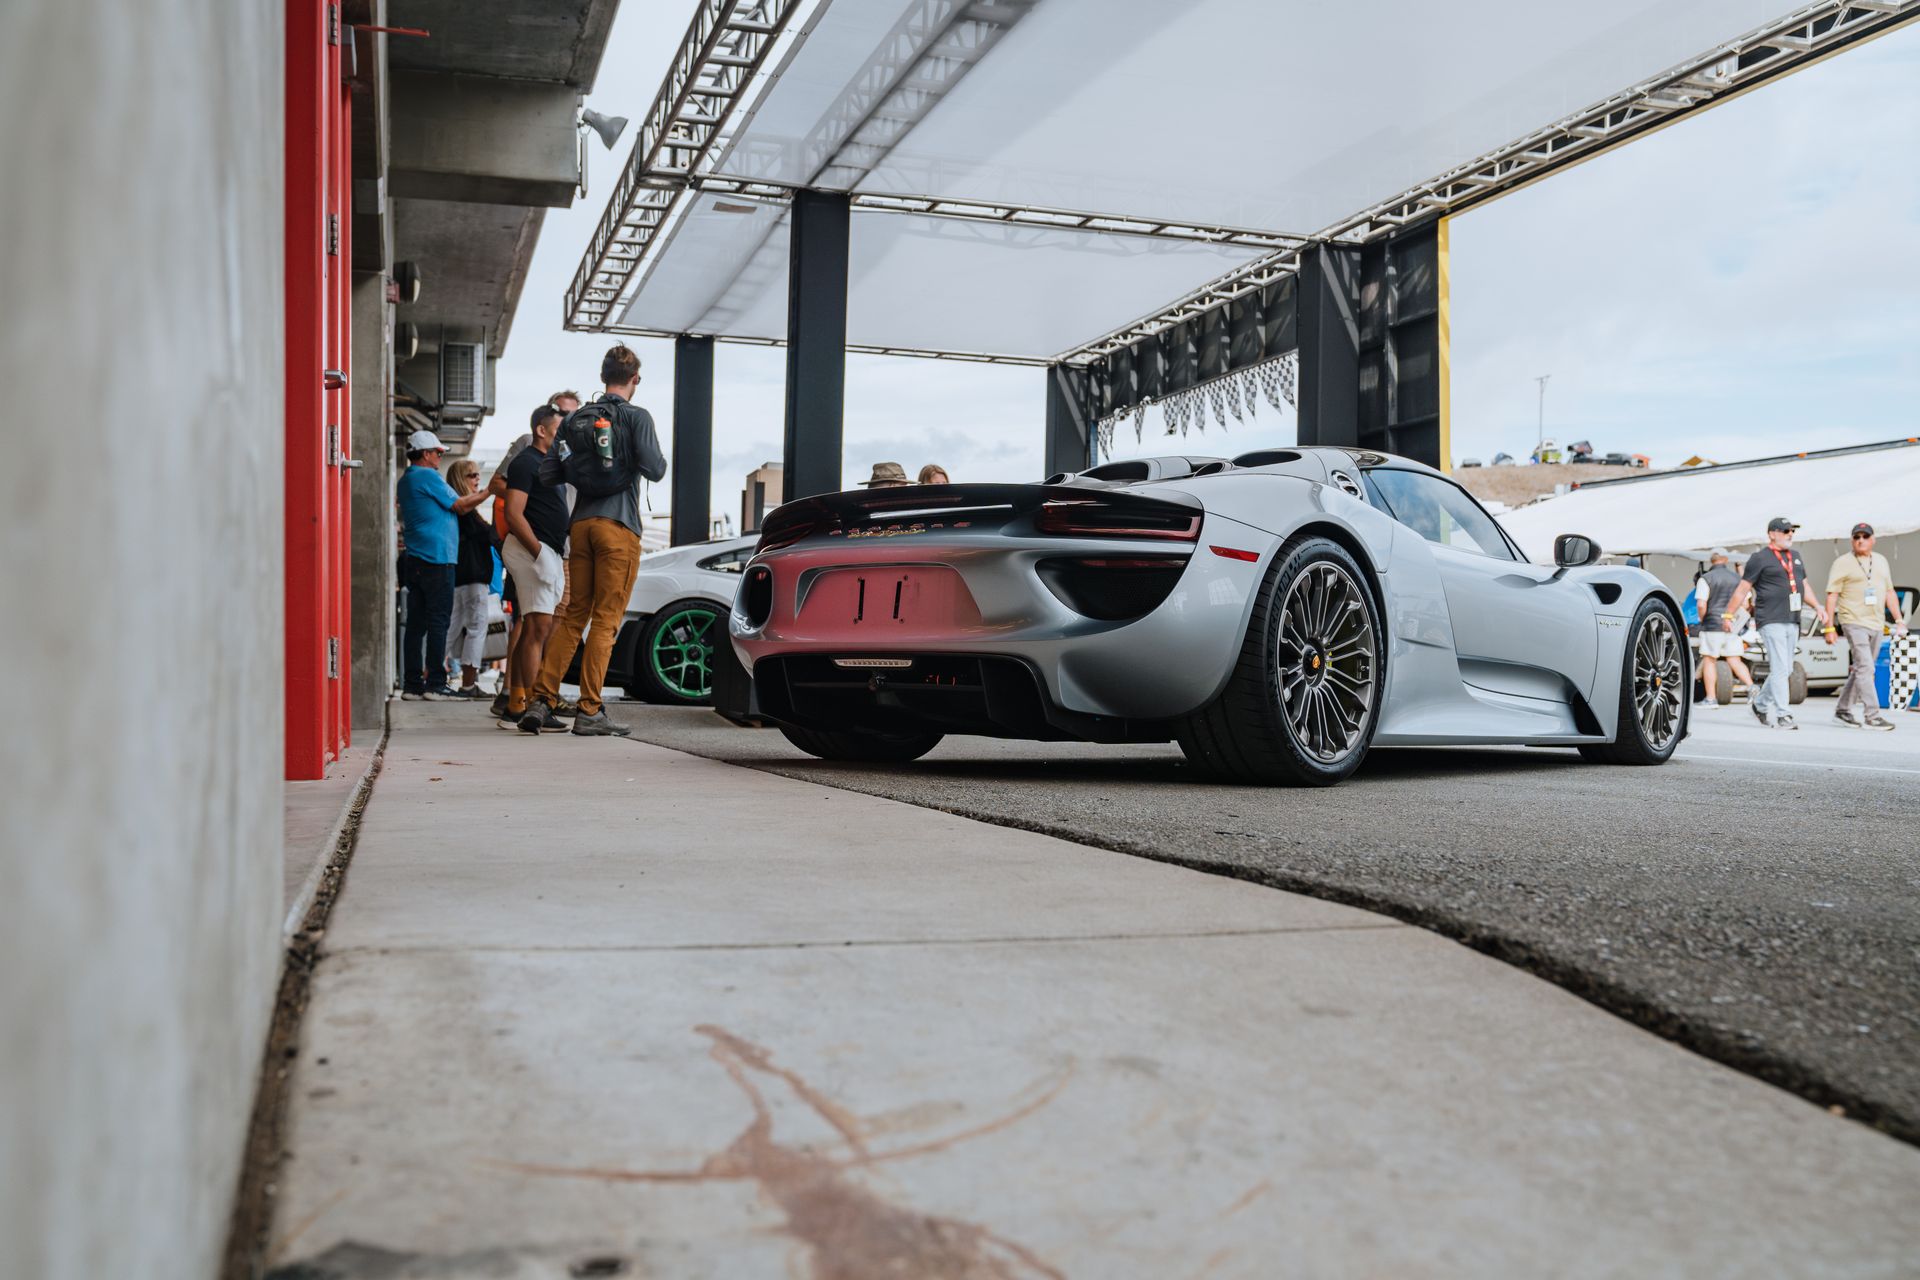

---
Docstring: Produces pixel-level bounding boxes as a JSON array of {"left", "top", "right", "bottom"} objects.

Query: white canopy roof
[
  {"left": 606, "top": 0, "right": 1814, "bottom": 359},
  {"left": 1497, "top": 442, "right": 1920, "bottom": 564},
  {"left": 709, "top": 0, "right": 1768, "bottom": 230}
]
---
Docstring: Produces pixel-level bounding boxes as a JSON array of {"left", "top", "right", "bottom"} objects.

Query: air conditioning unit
[{"left": 439, "top": 342, "right": 493, "bottom": 422}]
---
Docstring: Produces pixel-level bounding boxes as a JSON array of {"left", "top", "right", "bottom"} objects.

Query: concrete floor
[
  {"left": 264, "top": 702, "right": 1920, "bottom": 1279},
  {"left": 631, "top": 701, "right": 1920, "bottom": 1145}
]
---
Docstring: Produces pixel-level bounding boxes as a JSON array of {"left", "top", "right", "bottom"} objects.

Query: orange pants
[{"left": 533, "top": 517, "right": 641, "bottom": 715}]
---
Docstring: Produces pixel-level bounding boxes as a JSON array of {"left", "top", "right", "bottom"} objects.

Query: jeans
[
  {"left": 533, "top": 517, "right": 642, "bottom": 715},
  {"left": 401, "top": 555, "right": 456, "bottom": 693},
  {"left": 1753, "top": 622, "right": 1799, "bottom": 720},
  {"left": 447, "top": 583, "right": 491, "bottom": 671},
  {"left": 1835, "top": 623, "right": 1880, "bottom": 715}
]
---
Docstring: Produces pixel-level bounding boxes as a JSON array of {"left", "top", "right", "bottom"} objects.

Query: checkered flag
[{"left": 1889, "top": 633, "right": 1920, "bottom": 711}]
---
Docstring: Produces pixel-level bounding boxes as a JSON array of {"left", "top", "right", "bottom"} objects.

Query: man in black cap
[
  {"left": 1726, "top": 517, "right": 1828, "bottom": 729},
  {"left": 1824, "top": 522, "right": 1906, "bottom": 730}
]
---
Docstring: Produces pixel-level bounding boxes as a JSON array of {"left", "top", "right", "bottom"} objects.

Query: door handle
[
  {"left": 323, "top": 368, "right": 347, "bottom": 390},
  {"left": 339, "top": 457, "right": 364, "bottom": 470}
]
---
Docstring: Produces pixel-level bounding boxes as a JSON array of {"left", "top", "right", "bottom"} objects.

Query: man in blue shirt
[{"left": 396, "top": 430, "right": 490, "bottom": 699}]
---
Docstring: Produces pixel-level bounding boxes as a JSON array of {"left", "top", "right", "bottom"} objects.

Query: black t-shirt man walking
[{"left": 1727, "top": 517, "right": 1828, "bottom": 728}]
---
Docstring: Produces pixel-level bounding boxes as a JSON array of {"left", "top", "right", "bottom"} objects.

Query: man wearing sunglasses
[
  {"left": 1824, "top": 522, "right": 1907, "bottom": 730},
  {"left": 1726, "top": 517, "right": 1828, "bottom": 730}
]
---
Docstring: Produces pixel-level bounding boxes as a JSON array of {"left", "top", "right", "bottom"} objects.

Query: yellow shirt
[{"left": 1826, "top": 551, "right": 1893, "bottom": 628}]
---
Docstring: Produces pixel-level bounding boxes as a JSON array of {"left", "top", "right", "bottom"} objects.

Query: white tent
[{"left": 1497, "top": 441, "right": 1920, "bottom": 574}]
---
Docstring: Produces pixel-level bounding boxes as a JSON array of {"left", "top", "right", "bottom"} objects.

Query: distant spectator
[
  {"left": 1693, "top": 548, "right": 1752, "bottom": 709},
  {"left": 395, "top": 430, "right": 490, "bottom": 700},
  {"left": 444, "top": 459, "right": 496, "bottom": 698},
  {"left": 521, "top": 344, "right": 667, "bottom": 738},
  {"left": 861, "top": 461, "right": 910, "bottom": 488},
  {"left": 550, "top": 390, "right": 582, "bottom": 416},
  {"left": 1726, "top": 517, "right": 1828, "bottom": 730},
  {"left": 1824, "top": 522, "right": 1906, "bottom": 730},
  {"left": 918, "top": 463, "right": 950, "bottom": 485}
]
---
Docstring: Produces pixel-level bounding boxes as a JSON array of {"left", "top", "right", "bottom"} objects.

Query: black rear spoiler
[{"left": 756, "top": 483, "right": 1202, "bottom": 551}]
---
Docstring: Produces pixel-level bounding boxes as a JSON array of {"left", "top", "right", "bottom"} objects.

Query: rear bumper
[{"left": 729, "top": 516, "right": 1272, "bottom": 724}]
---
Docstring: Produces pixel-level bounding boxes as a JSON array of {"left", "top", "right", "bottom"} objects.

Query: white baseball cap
[{"left": 407, "top": 429, "right": 447, "bottom": 452}]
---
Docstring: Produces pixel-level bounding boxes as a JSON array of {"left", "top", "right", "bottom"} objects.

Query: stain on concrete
[{"left": 509, "top": 1025, "right": 1072, "bottom": 1279}]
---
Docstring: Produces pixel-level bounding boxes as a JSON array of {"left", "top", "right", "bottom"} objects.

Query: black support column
[
  {"left": 671, "top": 334, "right": 714, "bottom": 546},
  {"left": 1295, "top": 243, "right": 1362, "bottom": 450},
  {"left": 782, "top": 190, "right": 849, "bottom": 500},
  {"left": 1044, "top": 364, "right": 1092, "bottom": 476}
]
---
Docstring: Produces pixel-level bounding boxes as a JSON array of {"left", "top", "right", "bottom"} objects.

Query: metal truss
[
  {"left": 689, "top": 176, "right": 1307, "bottom": 248},
  {"left": 566, "top": 0, "right": 806, "bottom": 332},
  {"left": 1058, "top": 0, "right": 1920, "bottom": 364}
]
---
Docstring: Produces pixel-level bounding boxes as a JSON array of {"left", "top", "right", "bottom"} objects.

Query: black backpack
[{"left": 557, "top": 396, "right": 639, "bottom": 498}]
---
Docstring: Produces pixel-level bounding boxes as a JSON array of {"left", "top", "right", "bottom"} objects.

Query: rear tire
[
  {"left": 778, "top": 724, "right": 943, "bottom": 763},
  {"left": 1177, "top": 536, "right": 1382, "bottom": 786},
  {"left": 1581, "top": 597, "right": 1686, "bottom": 765}
]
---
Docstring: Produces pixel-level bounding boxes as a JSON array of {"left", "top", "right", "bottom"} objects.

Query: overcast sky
[{"left": 481, "top": 5, "right": 1920, "bottom": 527}]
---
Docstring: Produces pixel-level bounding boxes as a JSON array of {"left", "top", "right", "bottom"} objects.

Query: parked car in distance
[{"left": 1458, "top": 457, "right": 1483, "bottom": 468}]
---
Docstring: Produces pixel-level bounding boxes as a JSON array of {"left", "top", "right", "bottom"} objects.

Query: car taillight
[
  {"left": 1034, "top": 500, "right": 1201, "bottom": 541},
  {"left": 1036, "top": 555, "right": 1189, "bottom": 621}
]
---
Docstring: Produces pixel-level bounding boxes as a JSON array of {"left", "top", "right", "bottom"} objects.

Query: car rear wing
[{"left": 754, "top": 483, "right": 1205, "bottom": 553}]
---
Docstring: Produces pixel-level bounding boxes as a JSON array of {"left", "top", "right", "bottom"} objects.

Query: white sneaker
[{"left": 401, "top": 690, "right": 425, "bottom": 701}]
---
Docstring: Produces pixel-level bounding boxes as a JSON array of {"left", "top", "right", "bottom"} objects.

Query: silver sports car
[{"left": 729, "top": 448, "right": 1688, "bottom": 785}]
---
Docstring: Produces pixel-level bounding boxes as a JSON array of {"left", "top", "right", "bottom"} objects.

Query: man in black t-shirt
[
  {"left": 498, "top": 405, "right": 574, "bottom": 728},
  {"left": 1727, "top": 516, "right": 1829, "bottom": 729}
]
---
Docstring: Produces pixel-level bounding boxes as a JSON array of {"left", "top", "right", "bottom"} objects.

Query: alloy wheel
[
  {"left": 1634, "top": 609, "right": 1684, "bottom": 749},
  {"left": 650, "top": 605, "right": 719, "bottom": 699},
  {"left": 1274, "top": 561, "right": 1377, "bottom": 761}
]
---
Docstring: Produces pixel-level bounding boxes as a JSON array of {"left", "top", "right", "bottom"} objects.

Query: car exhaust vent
[
  {"left": 1329, "top": 469, "right": 1364, "bottom": 499},
  {"left": 1082, "top": 459, "right": 1152, "bottom": 482},
  {"left": 1589, "top": 582, "right": 1623, "bottom": 606},
  {"left": 1037, "top": 555, "right": 1189, "bottom": 621},
  {"left": 740, "top": 565, "right": 773, "bottom": 627},
  {"left": 1230, "top": 449, "right": 1303, "bottom": 468}
]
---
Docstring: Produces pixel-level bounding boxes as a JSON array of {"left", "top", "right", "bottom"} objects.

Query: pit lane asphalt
[{"left": 624, "top": 700, "right": 1920, "bottom": 1145}]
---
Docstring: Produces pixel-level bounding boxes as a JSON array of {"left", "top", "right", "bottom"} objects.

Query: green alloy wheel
[{"left": 632, "top": 600, "right": 723, "bottom": 705}]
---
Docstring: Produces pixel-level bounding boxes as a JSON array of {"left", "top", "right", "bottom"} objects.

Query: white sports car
[
  {"left": 600, "top": 535, "right": 754, "bottom": 704},
  {"left": 731, "top": 449, "right": 1689, "bottom": 785}
]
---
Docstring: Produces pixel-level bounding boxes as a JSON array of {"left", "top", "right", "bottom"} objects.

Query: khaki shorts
[
  {"left": 501, "top": 538, "right": 565, "bottom": 616},
  {"left": 1699, "top": 629, "right": 1743, "bottom": 658}
]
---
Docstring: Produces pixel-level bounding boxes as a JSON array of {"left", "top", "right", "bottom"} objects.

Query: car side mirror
[{"left": 1554, "top": 533, "right": 1601, "bottom": 568}]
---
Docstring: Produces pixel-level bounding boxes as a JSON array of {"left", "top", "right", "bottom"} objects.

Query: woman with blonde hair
[
  {"left": 918, "top": 463, "right": 950, "bottom": 485},
  {"left": 443, "top": 458, "right": 497, "bottom": 697}
]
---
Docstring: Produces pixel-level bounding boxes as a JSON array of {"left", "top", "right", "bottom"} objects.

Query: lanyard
[{"left": 1770, "top": 547, "right": 1796, "bottom": 595}]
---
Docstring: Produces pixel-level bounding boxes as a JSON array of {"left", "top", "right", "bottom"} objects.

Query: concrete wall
[
  {"left": 0, "top": 3, "right": 286, "bottom": 1276},
  {"left": 351, "top": 272, "right": 397, "bottom": 728}
]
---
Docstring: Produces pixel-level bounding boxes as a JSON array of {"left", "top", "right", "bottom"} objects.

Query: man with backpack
[{"left": 520, "top": 345, "right": 666, "bottom": 736}]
